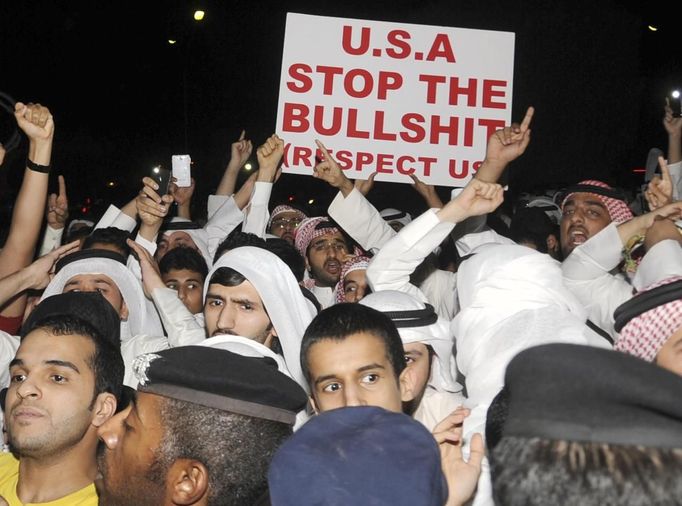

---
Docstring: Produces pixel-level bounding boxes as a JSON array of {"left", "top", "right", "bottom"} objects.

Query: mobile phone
[
  {"left": 172, "top": 154, "right": 192, "bottom": 187},
  {"left": 150, "top": 165, "right": 172, "bottom": 196},
  {"left": 669, "top": 90, "right": 682, "bottom": 118}
]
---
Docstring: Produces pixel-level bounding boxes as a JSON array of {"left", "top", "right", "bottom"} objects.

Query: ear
[
  {"left": 399, "top": 367, "right": 417, "bottom": 403},
  {"left": 308, "top": 395, "right": 319, "bottom": 415},
  {"left": 167, "top": 459, "right": 209, "bottom": 506},
  {"left": 91, "top": 392, "right": 118, "bottom": 427},
  {"left": 120, "top": 300, "right": 129, "bottom": 322},
  {"left": 546, "top": 234, "right": 559, "bottom": 254}
]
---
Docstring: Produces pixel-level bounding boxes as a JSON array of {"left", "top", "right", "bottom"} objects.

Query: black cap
[
  {"left": 502, "top": 343, "right": 682, "bottom": 448},
  {"left": 132, "top": 346, "right": 308, "bottom": 425},
  {"left": 21, "top": 291, "right": 121, "bottom": 347}
]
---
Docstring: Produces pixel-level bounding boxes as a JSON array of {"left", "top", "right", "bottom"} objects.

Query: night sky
[{"left": 1, "top": 0, "right": 679, "bottom": 225}]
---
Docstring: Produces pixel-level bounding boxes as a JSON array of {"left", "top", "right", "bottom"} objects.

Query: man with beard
[
  {"left": 96, "top": 345, "right": 307, "bottom": 506},
  {"left": 266, "top": 204, "right": 307, "bottom": 244},
  {"left": 294, "top": 216, "right": 352, "bottom": 309},
  {"left": 0, "top": 295, "right": 124, "bottom": 505}
]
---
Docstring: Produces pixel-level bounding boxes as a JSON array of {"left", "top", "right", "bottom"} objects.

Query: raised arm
[
  {"left": 242, "top": 134, "right": 284, "bottom": 236},
  {"left": 39, "top": 175, "right": 69, "bottom": 256},
  {"left": 0, "top": 101, "right": 55, "bottom": 318},
  {"left": 664, "top": 100, "right": 682, "bottom": 165},
  {"left": 215, "top": 130, "right": 253, "bottom": 196},
  {"left": 474, "top": 106, "right": 534, "bottom": 183}
]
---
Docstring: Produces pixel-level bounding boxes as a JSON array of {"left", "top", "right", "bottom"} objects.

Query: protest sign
[{"left": 275, "top": 12, "right": 515, "bottom": 187}]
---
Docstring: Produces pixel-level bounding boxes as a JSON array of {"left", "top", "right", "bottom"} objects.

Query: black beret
[
  {"left": 133, "top": 346, "right": 308, "bottom": 425},
  {"left": 502, "top": 343, "right": 682, "bottom": 448},
  {"left": 21, "top": 291, "right": 121, "bottom": 347}
]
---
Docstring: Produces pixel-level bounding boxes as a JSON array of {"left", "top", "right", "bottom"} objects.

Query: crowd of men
[{"left": 0, "top": 98, "right": 681, "bottom": 506}]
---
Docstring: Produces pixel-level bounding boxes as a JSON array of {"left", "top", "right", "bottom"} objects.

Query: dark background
[{"left": 1, "top": 0, "right": 679, "bottom": 229}]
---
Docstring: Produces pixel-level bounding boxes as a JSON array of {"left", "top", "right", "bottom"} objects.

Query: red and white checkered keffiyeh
[
  {"left": 294, "top": 217, "right": 341, "bottom": 258},
  {"left": 267, "top": 205, "right": 307, "bottom": 230},
  {"left": 615, "top": 276, "right": 682, "bottom": 362},
  {"left": 562, "top": 179, "right": 634, "bottom": 224},
  {"left": 333, "top": 256, "right": 370, "bottom": 303}
]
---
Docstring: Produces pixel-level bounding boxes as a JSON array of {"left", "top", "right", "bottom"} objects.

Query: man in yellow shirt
[{"left": 0, "top": 292, "right": 124, "bottom": 505}]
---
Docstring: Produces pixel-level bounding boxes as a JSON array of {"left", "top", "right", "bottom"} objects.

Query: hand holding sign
[{"left": 313, "top": 139, "right": 355, "bottom": 197}]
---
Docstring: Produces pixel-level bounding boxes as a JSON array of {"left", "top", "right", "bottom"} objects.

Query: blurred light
[
  {"left": 168, "top": 39, "right": 177, "bottom": 45},
  {"left": 648, "top": 25, "right": 658, "bottom": 31},
  {"left": 85, "top": 197, "right": 92, "bottom": 205},
  {"left": 288, "top": 195, "right": 295, "bottom": 202},
  {"left": 81, "top": 207, "right": 88, "bottom": 213},
  {"left": 308, "top": 199, "right": 315, "bottom": 205},
  {"left": 153, "top": 166, "right": 161, "bottom": 174},
  {"left": 244, "top": 163, "right": 252, "bottom": 171},
  {"left": 107, "top": 181, "right": 116, "bottom": 187},
  {"left": 194, "top": 10, "right": 205, "bottom": 21},
  {"left": 673, "top": 90, "right": 681, "bottom": 99},
  {"left": 632, "top": 168, "right": 646, "bottom": 174}
]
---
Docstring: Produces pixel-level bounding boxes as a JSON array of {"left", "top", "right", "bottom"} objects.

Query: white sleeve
[
  {"left": 204, "top": 195, "right": 245, "bottom": 260},
  {"left": 39, "top": 226, "right": 64, "bottom": 256},
  {"left": 0, "top": 331, "right": 20, "bottom": 389},
  {"left": 366, "top": 209, "right": 454, "bottom": 307},
  {"left": 561, "top": 223, "right": 633, "bottom": 338},
  {"left": 126, "top": 232, "right": 158, "bottom": 282},
  {"left": 242, "top": 182, "right": 272, "bottom": 238},
  {"left": 327, "top": 188, "right": 396, "bottom": 253},
  {"left": 632, "top": 239, "right": 682, "bottom": 290},
  {"left": 151, "top": 287, "right": 206, "bottom": 347},
  {"left": 667, "top": 160, "right": 682, "bottom": 201},
  {"left": 94, "top": 204, "right": 137, "bottom": 232}
]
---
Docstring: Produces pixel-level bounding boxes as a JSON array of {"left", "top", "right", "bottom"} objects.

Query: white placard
[{"left": 275, "top": 13, "right": 515, "bottom": 187}]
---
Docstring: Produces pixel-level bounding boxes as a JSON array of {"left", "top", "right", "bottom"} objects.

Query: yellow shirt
[{"left": 0, "top": 452, "right": 98, "bottom": 506}]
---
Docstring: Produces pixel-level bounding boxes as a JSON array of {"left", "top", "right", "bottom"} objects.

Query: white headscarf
[
  {"left": 162, "top": 217, "right": 212, "bottom": 267},
  {"left": 204, "top": 246, "right": 315, "bottom": 392},
  {"left": 380, "top": 208, "right": 412, "bottom": 228},
  {"left": 40, "top": 257, "right": 164, "bottom": 341},
  {"left": 360, "top": 290, "right": 462, "bottom": 394},
  {"left": 452, "top": 243, "right": 609, "bottom": 440}
]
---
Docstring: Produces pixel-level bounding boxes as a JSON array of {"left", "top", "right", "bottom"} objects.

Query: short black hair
[
  {"left": 159, "top": 245, "right": 208, "bottom": 280},
  {"left": 491, "top": 436, "right": 682, "bottom": 506},
  {"left": 509, "top": 207, "right": 558, "bottom": 254},
  {"left": 150, "top": 397, "right": 292, "bottom": 505},
  {"left": 81, "top": 227, "right": 132, "bottom": 257},
  {"left": 213, "top": 228, "right": 267, "bottom": 263},
  {"left": 300, "top": 303, "right": 406, "bottom": 385},
  {"left": 264, "top": 237, "right": 306, "bottom": 282},
  {"left": 21, "top": 314, "right": 124, "bottom": 405},
  {"left": 208, "top": 266, "right": 246, "bottom": 288}
]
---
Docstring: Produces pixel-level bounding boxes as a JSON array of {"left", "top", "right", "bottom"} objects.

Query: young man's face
[
  {"left": 560, "top": 193, "right": 612, "bottom": 257},
  {"left": 203, "top": 281, "right": 275, "bottom": 345},
  {"left": 63, "top": 273, "right": 129, "bottom": 321},
  {"left": 656, "top": 326, "right": 682, "bottom": 377},
  {"left": 156, "top": 232, "right": 199, "bottom": 262},
  {"left": 403, "top": 342, "right": 431, "bottom": 400},
  {"left": 305, "top": 332, "right": 413, "bottom": 414},
  {"left": 269, "top": 211, "right": 304, "bottom": 244},
  {"left": 97, "top": 391, "right": 166, "bottom": 506},
  {"left": 162, "top": 268, "right": 204, "bottom": 314},
  {"left": 343, "top": 269, "right": 370, "bottom": 303},
  {"left": 6, "top": 330, "right": 102, "bottom": 458},
  {"left": 306, "top": 232, "right": 350, "bottom": 288}
]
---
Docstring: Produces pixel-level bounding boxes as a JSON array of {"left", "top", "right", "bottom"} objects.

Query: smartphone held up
[
  {"left": 150, "top": 165, "right": 172, "bottom": 196},
  {"left": 172, "top": 154, "right": 192, "bottom": 187}
]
